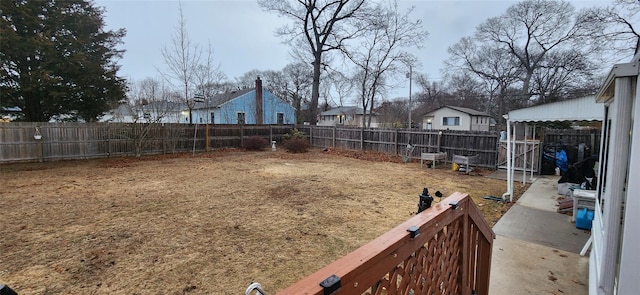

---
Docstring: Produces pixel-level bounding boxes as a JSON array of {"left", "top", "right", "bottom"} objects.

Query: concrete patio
[{"left": 489, "top": 175, "right": 591, "bottom": 294}]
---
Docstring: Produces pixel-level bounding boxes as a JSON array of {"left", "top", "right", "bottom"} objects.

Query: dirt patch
[{"left": 0, "top": 148, "right": 527, "bottom": 294}]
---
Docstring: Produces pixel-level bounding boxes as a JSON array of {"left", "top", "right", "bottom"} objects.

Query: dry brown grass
[{"left": 0, "top": 148, "right": 526, "bottom": 294}]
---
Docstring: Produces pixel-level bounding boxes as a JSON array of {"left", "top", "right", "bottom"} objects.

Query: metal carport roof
[
  {"left": 506, "top": 96, "right": 604, "bottom": 122},
  {"left": 501, "top": 95, "right": 604, "bottom": 203}
]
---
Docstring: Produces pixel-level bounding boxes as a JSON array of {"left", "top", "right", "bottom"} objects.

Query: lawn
[{"left": 0, "top": 148, "right": 524, "bottom": 294}]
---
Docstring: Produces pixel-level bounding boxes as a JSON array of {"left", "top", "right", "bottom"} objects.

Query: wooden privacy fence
[
  {"left": 494, "top": 128, "right": 601, "bottom": 172},
  {"left": 1, "top": 123, "right": 500, "bottom": 166},
  {"left": 543, "top": 128, "right": 601, "bottom": 156},
  {"left": 296, "top": 126, "right": 500, "bottom": 168},
  {"left": 277, "top": 192, "right": 495, "bottom": 295},
  {"left": 0, "top": 122, "right": 294, "bottom": 163}
]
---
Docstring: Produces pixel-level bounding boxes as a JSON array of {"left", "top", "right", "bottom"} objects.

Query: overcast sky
[{"left": 96, "top": 0, "right": 611, "bottom": 102}]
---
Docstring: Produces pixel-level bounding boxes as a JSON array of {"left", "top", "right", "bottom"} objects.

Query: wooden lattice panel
[
  {"left": 367, "top": 218, "right": 463, "bottom": 295},
  {"left": 276, "top": 193, "right": 495, "bottom": 295}
]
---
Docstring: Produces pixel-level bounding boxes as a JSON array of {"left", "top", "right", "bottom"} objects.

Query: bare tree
[
  {"left": 579, "top": 0, "right": 640, "bottom": 61},
  {"left": 235, "top": 69, "right": 264, "bottom": 89},
  {"left": 262, "top": 70, "right": 289, "bottom": 102},
  {"left": 447, "top": 36, "right": 524, "bottom": 123},
  {"left": 414, "top": 74, "right": 448, "bottom": 111},
  {"left": 194, "top": 42, "right": 226, "bottom": 104},
  {"left": 235, "top": 69, "right": 288, "bottom": 100},
  {"left": 343, "top": 1, "right": 426, "bottom": 127},
  {"left": 160, "top": 2, "right": 201, "bottom": 124},
  {"left": 259, "top": 0, "right": 367, "bottom": 125},
  {"left": 475, "top": 0, "right": 590, "bottom": 101},
  {"left": 530, "top": 49, "right": 596, "bottom": 103},
  {"left": 125, "top": 78, "right": 179, "bottom": 156},
  {"left": 445, "top": 72, "right": 485, "bottom": 111},
  {"left": 376, "top": 100, "right": 408, "bottom": 128},
  {"left": 283, "top": 62, "right": 313, "bottom": 123},
  {"left": 321, "top": 70, "right": 352, "bottom": 107}
]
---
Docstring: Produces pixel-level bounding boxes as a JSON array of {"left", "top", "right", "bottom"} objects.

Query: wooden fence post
[
  {"left": 37, "top": 125, "right": 44, "bottom": 163},
  {"left": 161, "top": 124, "right": 166, "bottom": 154},
  {"left": 107, "top": 123, "right": 112, "bottom": 157},
  {"left": 394, "top": 129, "right": 398, "bottom": 155},
  {"left": 206, "top": 123, "right": 210, "bottom": 152},
  {"left": 332, "top": 126, "right": 336, "bottom": 148}
]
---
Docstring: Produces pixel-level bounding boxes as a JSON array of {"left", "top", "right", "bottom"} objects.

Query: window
[
  {"left": 210, "top": 112, "right": 215, "bottom": 124},
  {"left": 237, "top": 112, "right": 245, "bottom": 125},
  {"left": 338, "top": 115, "right": 345, "bottom": 124},
  {"left": 199, "top": 117, "right": 203, "bottom": 123},
  {"left": 277, "top": 113, "right": 284, "bottom": 124},
  {"left": 442, "top": 117, "right": 460, "bottom": 126}
]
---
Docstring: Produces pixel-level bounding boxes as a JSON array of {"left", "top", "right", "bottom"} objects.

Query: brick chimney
[{"left": 255, "top": 76, "right": 263, "bottom": 125}]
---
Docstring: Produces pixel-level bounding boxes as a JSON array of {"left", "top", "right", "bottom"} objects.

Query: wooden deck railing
[{"left": 276, "top": 192, "right": 495, "bottom": 295}]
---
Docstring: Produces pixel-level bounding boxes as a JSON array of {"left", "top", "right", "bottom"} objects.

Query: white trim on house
[
  {"left": 618, "top": 76, "right": 640, "bottom": 295},
  {"left": 590, "top": 52, "right": 640, "bottom": 295}
]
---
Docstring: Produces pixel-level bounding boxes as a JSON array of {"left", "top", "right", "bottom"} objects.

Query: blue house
[{"left": 190, "top": 77, "right": 295, "bottom": 125}]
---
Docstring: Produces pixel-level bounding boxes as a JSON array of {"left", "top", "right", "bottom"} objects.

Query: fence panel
[
  {"left": 301, "top": 126, "right": 499, "bottom": 168},
  {"left": 363, "top": 128, "right": 396, "bottom": 154},
  {"left": 0, "top": 122, "right": 42, "bottom": 162},
  {"left": 1, "top": 123, "right": 513, "bottom": 169},
  {"left": 543, "top": 128, "right": 601, "bottom": 156},
  {"left": 0, "top": 123, "right": 295, "bottom": 163}
]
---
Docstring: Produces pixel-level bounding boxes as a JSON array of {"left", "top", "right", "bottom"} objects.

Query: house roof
[
  {"left": 320, "top": 106, "right": 374, "bottom": 116},
  {"left": 424, "top": 105, "right": 490, "bottom": 117},
  {"left": 506, "top": 96, "right": 603, "bottom": 122},
  {"left": 193, "top": 88, "right": 254, "bottom": 110}
]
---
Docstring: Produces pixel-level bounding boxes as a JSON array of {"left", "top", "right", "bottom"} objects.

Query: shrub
[
  {"left": 243, "top": 136, "right": 269, "bottom": 151},
  {"left": 284, "top": 138, "right": 310, "bottom": 153},
  {"left": 282, "top": 128, "right": 306, "bottom": 141}
]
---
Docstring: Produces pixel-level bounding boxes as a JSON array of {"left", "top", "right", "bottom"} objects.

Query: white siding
[{"left": 425, "top": 108, "right": 471, "bottom": 130}]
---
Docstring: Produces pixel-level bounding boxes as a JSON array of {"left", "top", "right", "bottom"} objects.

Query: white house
[
  {"left": 422, "top": 106, "right": 491, "bottom": 131},
  {"left": 101, "top": 101, "right": 185, "bottom": 123},
  {"left": 318, "top": 106, "right": 379, "bottom": 127}
]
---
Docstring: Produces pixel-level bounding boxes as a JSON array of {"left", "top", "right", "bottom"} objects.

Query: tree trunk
[
  {"left": 522, "top": 70, "right": 533, "bottom": 102},
  {"left": 310, "top": 54, "right": 322, "bottom": 125}
]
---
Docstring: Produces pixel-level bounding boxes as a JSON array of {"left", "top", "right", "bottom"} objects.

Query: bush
[
  {"left": 284, "top": 138, "right": 310, "bottom": 153},
  {"left": 282, "top": 128, "right": 306, "bottom": 141},
  {"left": 243, "top": 136, "right": 269, "bottom": 151}
]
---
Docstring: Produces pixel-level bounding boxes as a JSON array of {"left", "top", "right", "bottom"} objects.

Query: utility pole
[{"left": 406, "top": 65, "right": 412, "bottom": 129}]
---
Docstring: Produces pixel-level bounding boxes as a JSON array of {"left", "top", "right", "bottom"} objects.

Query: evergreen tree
[{"left": 1, "top": 0, "right": 126, "bottom": 122}]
